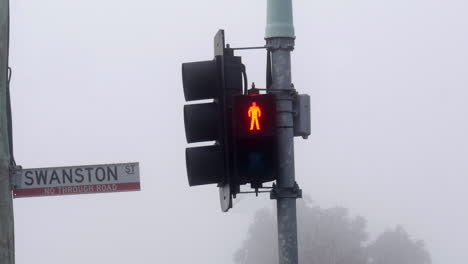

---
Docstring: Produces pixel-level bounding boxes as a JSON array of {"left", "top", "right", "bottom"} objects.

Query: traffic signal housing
[
  {"left": 182, "top": 57, "right": 225, "bottom": 187},
  {"left": 182, "top": 30, "right": 244, "bottom": 211}
]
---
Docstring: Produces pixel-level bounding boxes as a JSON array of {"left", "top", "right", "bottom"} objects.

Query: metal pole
[
  {"left": 266, "top": 1, "right": 299, "bottom": 264},
  {"left": 0, "top": 0, "right": 14, "bottom": 262}
]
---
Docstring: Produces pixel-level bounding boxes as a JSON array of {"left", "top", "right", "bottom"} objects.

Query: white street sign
[{"left": 13, "top": 162, "right": 140, "bottom": 198}]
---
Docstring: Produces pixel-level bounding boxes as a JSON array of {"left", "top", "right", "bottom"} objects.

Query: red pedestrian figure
[{"left": 248, "top": 102, "right": 261, "bottom": 131}]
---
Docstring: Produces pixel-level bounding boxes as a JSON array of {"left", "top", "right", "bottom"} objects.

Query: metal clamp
[
  {"left": 270, "top": 182, "right": 302, "bottom": 200},
  {"left": 9, "top": 165, "right": 22, "bottom": 190},
  {"left": 265, "top": 38, "right": 295, "bottom": 51}
]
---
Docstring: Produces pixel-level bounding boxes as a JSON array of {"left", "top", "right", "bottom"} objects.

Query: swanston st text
[{"left": 23, "top": 166, "right": 119, "bottom": 186}]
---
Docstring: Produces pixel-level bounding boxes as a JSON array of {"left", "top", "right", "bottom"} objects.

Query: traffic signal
[
  {"left": 232, "top": 94, "right": 277, "bottom": 189},
  {"left": 182, "top": 30, "right": 293, "bottom": 211},
  {"left": 182, "top": 30, "right": 243, "bottom": 195},
  {"left": 182, "top": 57, "right": 224, "bottom": 187}
]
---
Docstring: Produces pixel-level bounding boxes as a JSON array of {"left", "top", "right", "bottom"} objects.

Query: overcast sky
[{"left": 8, "top": 0, "right": 468, "bottom": 263}]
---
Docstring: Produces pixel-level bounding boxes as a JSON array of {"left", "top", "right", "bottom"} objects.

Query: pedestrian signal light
[
  {"left": 248, "top": 102, "right": 262, "bottom": 131},
  {"left": 232, "top": 94, "right": 277, "bottom": 188},
  {"left": 234, "top": 94, "right": 275, "bottom": 137}
]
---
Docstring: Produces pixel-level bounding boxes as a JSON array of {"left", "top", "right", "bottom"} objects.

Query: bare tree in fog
[
  {"left": 234, "top": 199, "right": 430, "bottom": 264},
  {"left": 368, "top": 226, "right": 431, "bottom": 264}
]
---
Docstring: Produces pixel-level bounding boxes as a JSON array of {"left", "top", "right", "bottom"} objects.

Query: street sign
[{"left": 13, "top": 162, "right": 140, "bottom": 198}]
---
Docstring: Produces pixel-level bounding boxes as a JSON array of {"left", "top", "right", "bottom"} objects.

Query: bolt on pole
[
  {"left": 0, "top": 0, "right": 14, "bottom": 263},
  {"left": 265, "top": 1, "right": 299, "bottom": 264}
]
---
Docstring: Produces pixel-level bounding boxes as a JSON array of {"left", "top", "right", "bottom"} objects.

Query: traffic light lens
[{"left": 182, "top": 60, "right": 219, "bottom": 101}]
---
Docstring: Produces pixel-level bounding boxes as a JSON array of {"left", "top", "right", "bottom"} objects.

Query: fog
[{"left": 9, "top": 0, "right": 468, "bottom": 263}]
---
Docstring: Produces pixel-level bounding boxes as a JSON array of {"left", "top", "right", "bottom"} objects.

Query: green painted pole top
[{"left": 265, "top": 0, "right": 295, "bottom": 39}]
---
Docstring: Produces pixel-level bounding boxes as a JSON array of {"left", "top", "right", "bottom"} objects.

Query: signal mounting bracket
[{"left": 227, "top": 45, "right": 266, "bottom": 51}]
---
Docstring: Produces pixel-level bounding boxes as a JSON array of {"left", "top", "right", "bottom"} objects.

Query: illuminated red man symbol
[{"left": 248, "top": 102, "right": 262, "bottom": 131}]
